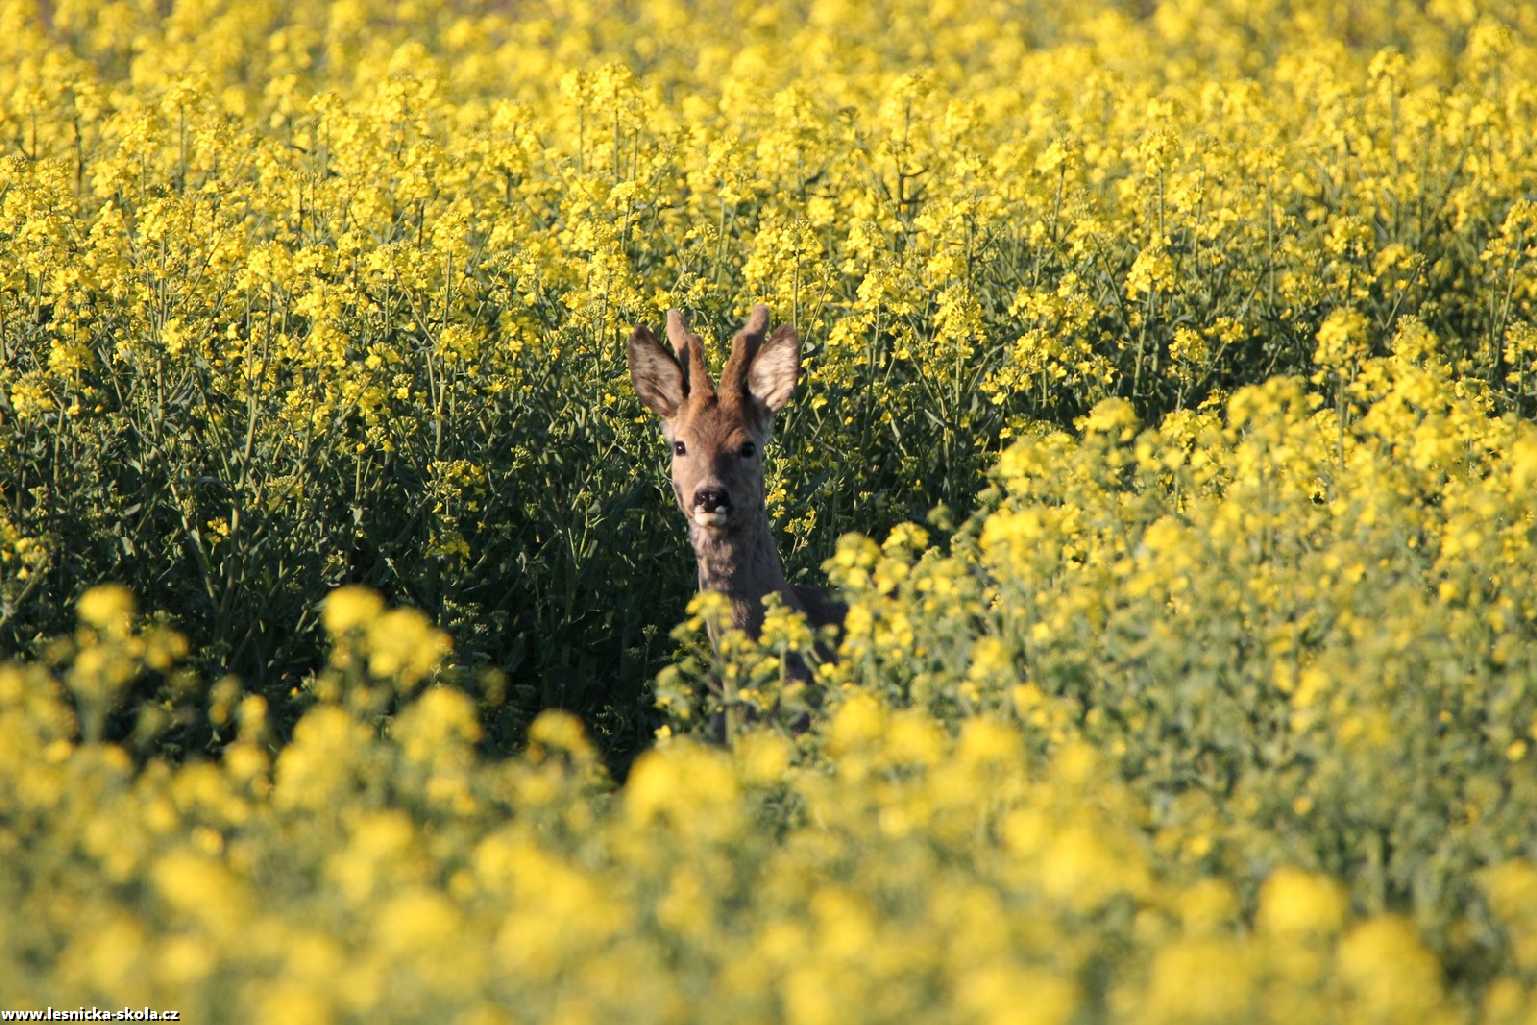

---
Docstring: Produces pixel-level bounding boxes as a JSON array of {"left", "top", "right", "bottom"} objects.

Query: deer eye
[
  {"left": 739, "top": 441, "right": 757, "bottom": 458},
  {"left": 673, "top": 440, "right": 687, "bottom": 457}
]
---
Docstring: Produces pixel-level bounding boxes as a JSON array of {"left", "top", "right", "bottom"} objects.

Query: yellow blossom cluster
[
  {"left": 4, "top": 0, "right": 1537, "bottom": 1020},
  {"left": 9, "top": 423, "right": 1537, "bottom": 1024},
  {"left": 5, "top": 0, "right": 1537, "bottom": 746}
]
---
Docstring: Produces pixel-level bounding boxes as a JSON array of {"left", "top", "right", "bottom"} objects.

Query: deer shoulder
[{"left": 793, "top": 583, "right": 847, "bottom": 633}]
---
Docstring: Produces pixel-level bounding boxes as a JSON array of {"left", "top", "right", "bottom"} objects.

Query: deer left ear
[
  {"left": 628, "top": 324, "right": 686, "bottom": 418},
  {"left": 747, "top": 324, "right": 800, "bottom": 413}
]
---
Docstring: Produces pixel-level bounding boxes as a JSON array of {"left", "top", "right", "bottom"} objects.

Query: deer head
[{"left": 627, "top": 305, "right": 800, "bottom": 536}]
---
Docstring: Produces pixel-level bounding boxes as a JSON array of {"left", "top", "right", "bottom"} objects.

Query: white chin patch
[{"left": 692, "top": 510, "right": 731, "bottom": 529}]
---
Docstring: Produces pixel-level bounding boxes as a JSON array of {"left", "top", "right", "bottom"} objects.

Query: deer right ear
[
  {"left": 628, "top": 324, "right": 686, "bottom": 418},
  {"left": 746, "top": 324, "right": 800, "bottom": 414}
]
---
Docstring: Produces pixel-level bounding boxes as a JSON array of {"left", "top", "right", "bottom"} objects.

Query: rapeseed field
[{"left": 4, "top": 0, "right": 1537, "bottom": 1020}]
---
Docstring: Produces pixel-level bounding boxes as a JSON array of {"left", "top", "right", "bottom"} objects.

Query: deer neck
[{"left": 688, "top": 508, "right": 798, "bottom": 638}]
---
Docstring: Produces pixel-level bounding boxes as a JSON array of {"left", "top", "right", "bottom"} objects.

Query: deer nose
[{"left": 694, "top": 487, "right": 731, "bottom": 513}]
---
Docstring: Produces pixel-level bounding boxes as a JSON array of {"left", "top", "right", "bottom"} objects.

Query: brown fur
[{"left": 628, "top": 306, "right": 846, "bottom": 649}]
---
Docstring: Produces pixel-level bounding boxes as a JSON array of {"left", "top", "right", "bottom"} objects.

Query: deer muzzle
[{"left": 692, "top": 487, "right": 733, "bottom": 528}]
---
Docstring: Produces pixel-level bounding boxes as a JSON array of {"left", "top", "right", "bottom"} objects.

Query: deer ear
[
  {"left": 628, "top": 324, "right": 685, "bottom": 417},
  {"left": 747, "top": 324, "right": 800, "bottom": 413}
]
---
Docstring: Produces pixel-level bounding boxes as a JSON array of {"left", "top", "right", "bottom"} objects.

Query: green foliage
[
  {"left": 5, "top": 2, "right": 1537, "bottom": 1015},
  {"left": 5, "top": 0, "right": 1537, "bottom": 768}
]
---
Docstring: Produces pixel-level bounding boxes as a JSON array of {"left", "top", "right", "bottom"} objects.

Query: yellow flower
[
  {"left": 151, "top": 849, "right": 249, "bottom": 935},
  {"left": 625, "top": 741, "right": 739, "bottom": 837},
  {"left": 1338, "top": 916, "right": 1442, "bottom": 1015},
  {"left": 1177, "top": 878, "right": 1238, "bottom": 932},
  {"left": 1314, "top": 307, "right": 1369, "bottom": 370},
  {"left": 322, "top": 585, "right": 385, "bottom": 637},
  {"left": 1143, "top": 938, "right": 1254, "bottom": 1023},
  {"left": 958, "top": 965, "right": 1076, "bottom": 1025},
  {"left": 395, "top": 686, "right": 481, "bottom": 766},
  {"left": 375, "top": 888, "right": 462, "bottom": 957},
  {"left": 1257, "top": 867, "right": 1347, "bottom": 936},
  {"left": 528, "top": 708, "right": 596, "bottom": 762},
  {"left": 365, "top": 607, "right": 451, "bottom": 686},
  {"left": 256, "top": 981, "right": 334, "bottom": 1025},
  {"left": 77, "top": 584, "right": 135, "bottom": 633},
  {"left": 1125, "top": 239, "right": 1176, "bottom": 298},
  {"left": 736, "top": 729, "right": 792, "bottom": 784},
  {"left": 825, "top": 692, "right": 885, "bottom": 756}
]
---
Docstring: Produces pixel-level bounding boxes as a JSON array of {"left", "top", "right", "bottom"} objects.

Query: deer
[{"left": 627, "top": 304, "right": 846, "bottom": 679}]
